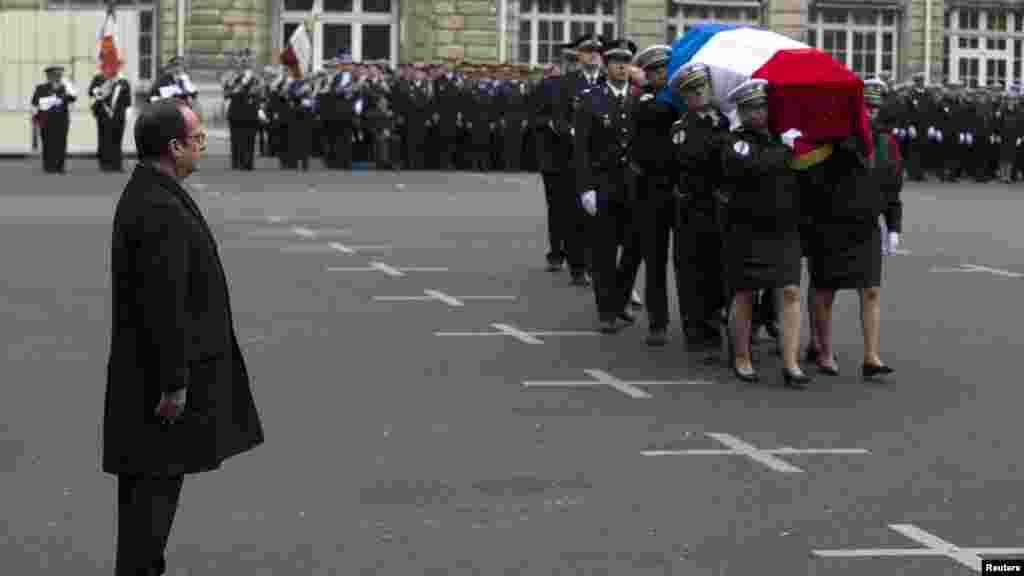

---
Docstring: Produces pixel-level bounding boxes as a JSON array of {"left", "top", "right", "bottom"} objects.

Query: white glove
[
  {"left": 966, "top": 132, "right": 974, "bottom": 145},
  {"left": 888, "top": 231, "right": 900, "bottom": 253},
  {"left": 62, "top": 78, "right": 77, "bottom": 98},
  {"left": 936, "top": 131, "right": 943, "bottom": 143},
  {"left": 927, "top": 126, "right": 936, "bottom": 139},
  {"left": 258, "top": 108, "right": 268, "bottom": 123},
  {"left": 780, "top": 128, "right": 802, "bottom": 150},
  {"left": 672, "top": 128, "right": 686, "bottom": 145},
  {"left": 908, "top": 126, "right": 917, "bottom": 139},
  {"left": 581, "top": 190, "right": 597, "bottom": 216}
]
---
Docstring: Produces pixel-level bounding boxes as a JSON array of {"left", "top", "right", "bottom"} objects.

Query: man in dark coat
[{"left": 105, "top": 99, "right": 264, "bottom": 576}]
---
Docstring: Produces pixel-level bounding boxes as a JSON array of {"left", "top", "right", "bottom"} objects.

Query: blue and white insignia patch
[{"left": 733, "top": 140, "right": 751, "bottom": 157}]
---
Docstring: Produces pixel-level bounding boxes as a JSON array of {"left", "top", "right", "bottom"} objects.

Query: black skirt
[
  {"left": 725, "top": 224, "right": 802, "bottom": 290},
  {"left": 807, "top": 220, "right": 882, "bottom": 290}
]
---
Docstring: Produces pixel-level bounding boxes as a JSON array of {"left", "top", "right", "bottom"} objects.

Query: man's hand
[
  {"left": 887, "top": 232, "right": 900, "bottom": 253},
  {"left": 155, "top": 388, "right": 187, "bottom": 424}
]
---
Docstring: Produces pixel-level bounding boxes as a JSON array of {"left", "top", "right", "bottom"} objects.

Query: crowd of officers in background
[{"left": 884, "top": 76, "right": 1024, "bottom": 183}]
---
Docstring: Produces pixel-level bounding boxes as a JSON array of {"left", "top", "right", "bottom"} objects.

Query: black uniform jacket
[
  {"left": 104, "top": 163, "right": 264, "bottom": 476},
  {"left": 719, "top": 127, "right": 799, "bottom": 230},
  {"left": 573, "top": 83, "right": 637, "bottom": 207}
]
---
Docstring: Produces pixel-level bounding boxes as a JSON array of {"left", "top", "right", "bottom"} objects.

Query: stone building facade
[{"left": 9, "top": 0, "right": 1024, "bottom": 94}]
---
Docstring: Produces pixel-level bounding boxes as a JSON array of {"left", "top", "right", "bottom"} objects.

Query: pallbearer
[
  {"left": 806, "top": 78, "right": 899, "bottom": 382},
  {"left": 630, "top": 44, "right": 678, "bottom": 346},
  {"left": 670, "top": 62, "right": 729, "bottom": 354},
  {"left": 31, "top": 65, "right": 77, "bottom": 174},
  {"left": 719, "top": 79, "right": 810, "bottom": 388}
]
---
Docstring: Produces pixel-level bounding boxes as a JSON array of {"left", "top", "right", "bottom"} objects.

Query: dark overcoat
[{"left": 104, "top": 163, "right": 264, "bottom": 476}]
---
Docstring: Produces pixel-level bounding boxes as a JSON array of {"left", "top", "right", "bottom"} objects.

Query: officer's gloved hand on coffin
[
  {"left": 780, "top": 128, "right": 802, "bottom": 150},
  {"left": 581, "top": 190, "right": 597, "bottom": 216}
]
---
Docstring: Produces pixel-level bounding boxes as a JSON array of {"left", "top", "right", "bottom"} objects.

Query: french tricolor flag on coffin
[{"left": 658, "top": 23, "right": 872, "bottom": 170}]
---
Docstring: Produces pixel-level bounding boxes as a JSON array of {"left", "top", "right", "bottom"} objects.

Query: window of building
[
  {"left": 945, "top": 8, "right": 1024, "bottom": 87},
  {"left": 516, "top": 0, "right": 617, "bottom": 66},
  {"left": 668, "top": 1, "right": 761, "bottom": 42},
  {"left": 806, "top": 7, "right": 898, "bottom": 80},
  {"left": 280, "top": 0, "right": 397, "bottom": 68}
]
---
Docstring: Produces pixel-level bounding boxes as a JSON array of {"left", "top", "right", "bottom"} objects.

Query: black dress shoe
[
  {"left": 816, "top": 357, "right": 840, "bottom": 376},
  {"left": 862, "top": 363, "right": 894, "bottom": 380},
  {"left": 782, "top": 367, "right": 811, "bottom": 389},
  {"left": 569, "top": 273, "right": 590, "bottom": 287},
  {"left": 599, "top": 320, "right": 619, "bottom": 334},
  {"left": 617, "top": 310, "right": 636, "bottom": 324},
  {"left": 545, "top": 260, "right": 563, "bottom": 272},
  {"left": 804, "top": 345, "right": 819, "bottom": 363},
  {"left": 733, "top": 365, "right": 759, "bottom": 383},
  {"left": 645, "top": 329, "right": 667, "bottom": 346}
]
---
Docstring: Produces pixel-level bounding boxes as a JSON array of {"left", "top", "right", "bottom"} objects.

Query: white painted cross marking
[
  {"left": 328, "top": 242, "right": 392, "bottom": 255},
  {"left": 813, "top": 523, "right": 1024, "bottom": 572},
  {"left": 929, "top": 263, "right": 1022, "bottom": 278},
  {"left": 373, "top": 290, "right": 516, "bottom": 308},
  {"left": 434, "top": 323, "right": 602, "bottom": 344},
  {"left": 523, "top": 369, "right": 714, "bottom": 399},
  {"left": 640, "top": 432, "right": 869, "bottom": 473},
  {"left": 326, "top": 261, "right": 450, "bottom": 277}
]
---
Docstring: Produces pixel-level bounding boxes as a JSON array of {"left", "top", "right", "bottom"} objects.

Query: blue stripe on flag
[{"left": 656, "top": 23, "right": 742, "bottom": 111}]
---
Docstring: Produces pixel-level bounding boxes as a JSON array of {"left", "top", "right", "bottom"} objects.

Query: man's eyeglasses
[{"left": 177, "top": 130, "right": 207, "bottom": 151}]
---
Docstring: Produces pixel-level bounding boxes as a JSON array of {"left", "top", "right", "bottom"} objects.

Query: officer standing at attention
[
  {"left": 31, "top": 65, "right": 78, "bottom": 174},
  {"left": 223, "top": 48, "right": 263, "bottom": 171},
  {"left": 629, "top": 44, "right": 678, "bottom": 346},
  {"left": 575, "top": 38, "right": 642, "bottom": 334},
  {"left": 670, "top": 62, "right": 731, "bottom": 356}
]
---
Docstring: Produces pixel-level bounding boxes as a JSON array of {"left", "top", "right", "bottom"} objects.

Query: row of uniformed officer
[{"left": 88, "top": 65, "right": 133, "bottom": 172}]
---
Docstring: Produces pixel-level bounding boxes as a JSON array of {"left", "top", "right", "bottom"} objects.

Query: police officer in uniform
[
  {"left": 558, "top": 34, "right": 606, "bottom": 286},
  {"left": 670, "top": 62, "right": 730, "bottom": 355},
  {"left": 575, "top": 38, "right": 641, "bottom": 334},
  {"left": 630, "top": 44, "right": 678, "bottom": 345},
  {"left": 88, "top": 62, "right": 132, "bottom": 172},
  {"left": 223, "top": 48, "right": 262, "bottom": 170},
  {"left": 31, "top": 65, "right": 77, "bottom": 174},
  {"left": 149, "top": 56, "right": 198, "bottom": 107},
  {"left": 720, "top": 79, "right": 810, "bottom": 388}
]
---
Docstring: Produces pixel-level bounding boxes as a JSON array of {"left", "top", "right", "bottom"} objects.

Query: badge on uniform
[{"left": 733, "top": 140, "right": 751, "bottom": 157}]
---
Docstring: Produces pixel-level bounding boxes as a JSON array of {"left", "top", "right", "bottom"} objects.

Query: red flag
[{"left": 97, "top": 9, "right": 119, "bottom": 79}]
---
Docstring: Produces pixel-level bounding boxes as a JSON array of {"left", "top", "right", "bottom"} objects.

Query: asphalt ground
[{"left": 1, "top": 156, "right": 1023, "bottom": 575}]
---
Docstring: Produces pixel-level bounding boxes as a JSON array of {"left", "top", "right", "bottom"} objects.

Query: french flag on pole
[
  {"left": 97, "top": 7, "right": 119, "bottom": 79},
  {"left": 280, "top": 22, "right": 312, "bottom": 79}
]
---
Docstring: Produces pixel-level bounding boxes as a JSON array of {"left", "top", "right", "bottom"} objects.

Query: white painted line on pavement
[
  {"left": 492, "top": 323, "right": 544, "bottom": 344},
  {"left": 961, "top": 264, "right": 1023, "bottom": 278},
  {"left": 293, "top": 226, "right": 316, "bottom": 239},
  {"left": 813, "top": 523, "right": 1024, "bottom": 572},
  {"left": 328, "top": 263, "right": 449, "bottom": 276},
  {"left": 641, "top": 432, "right": 869, "bottom": 473},
  {"left": 328, "top": 242, "right": 392, "bottom": 255},
  {"left": 522, "top": 369, "right": 713, "bottom": 398},
  {"left": 583, "top": 369, "right": 651, "bottom": 399},
  {"left": 435, "top": 324, "right": 601, "bottom": 344},
  {"left": 424, "top": 290, "right": 464, "bottom": 307},
  {"left": 370, "top": 262, "right": 404, "bottom": 277},
  {"left": 267, "top": 215, "right": 284, "bottom": 223}
]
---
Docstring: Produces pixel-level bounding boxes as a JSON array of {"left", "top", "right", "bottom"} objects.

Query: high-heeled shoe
[
  {"left": 733, "top": 364, "right": 760, "bottom": 383},
  {"left": 816, "top": 356, "right": 840, "bottom": 376},
  {"left": 782, "top": 367, "right": 811, "bottom": 389},
  {"left": 862, "top": 363, "right": 894, "bottom": 381}
]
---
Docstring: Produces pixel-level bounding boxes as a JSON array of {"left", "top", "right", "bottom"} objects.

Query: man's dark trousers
[
  {"left": 116, "top": 474, "right": 184, "bottom": 576},
  {"left": 638, "top": 174, "right": 675, "bottom": 331}
]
